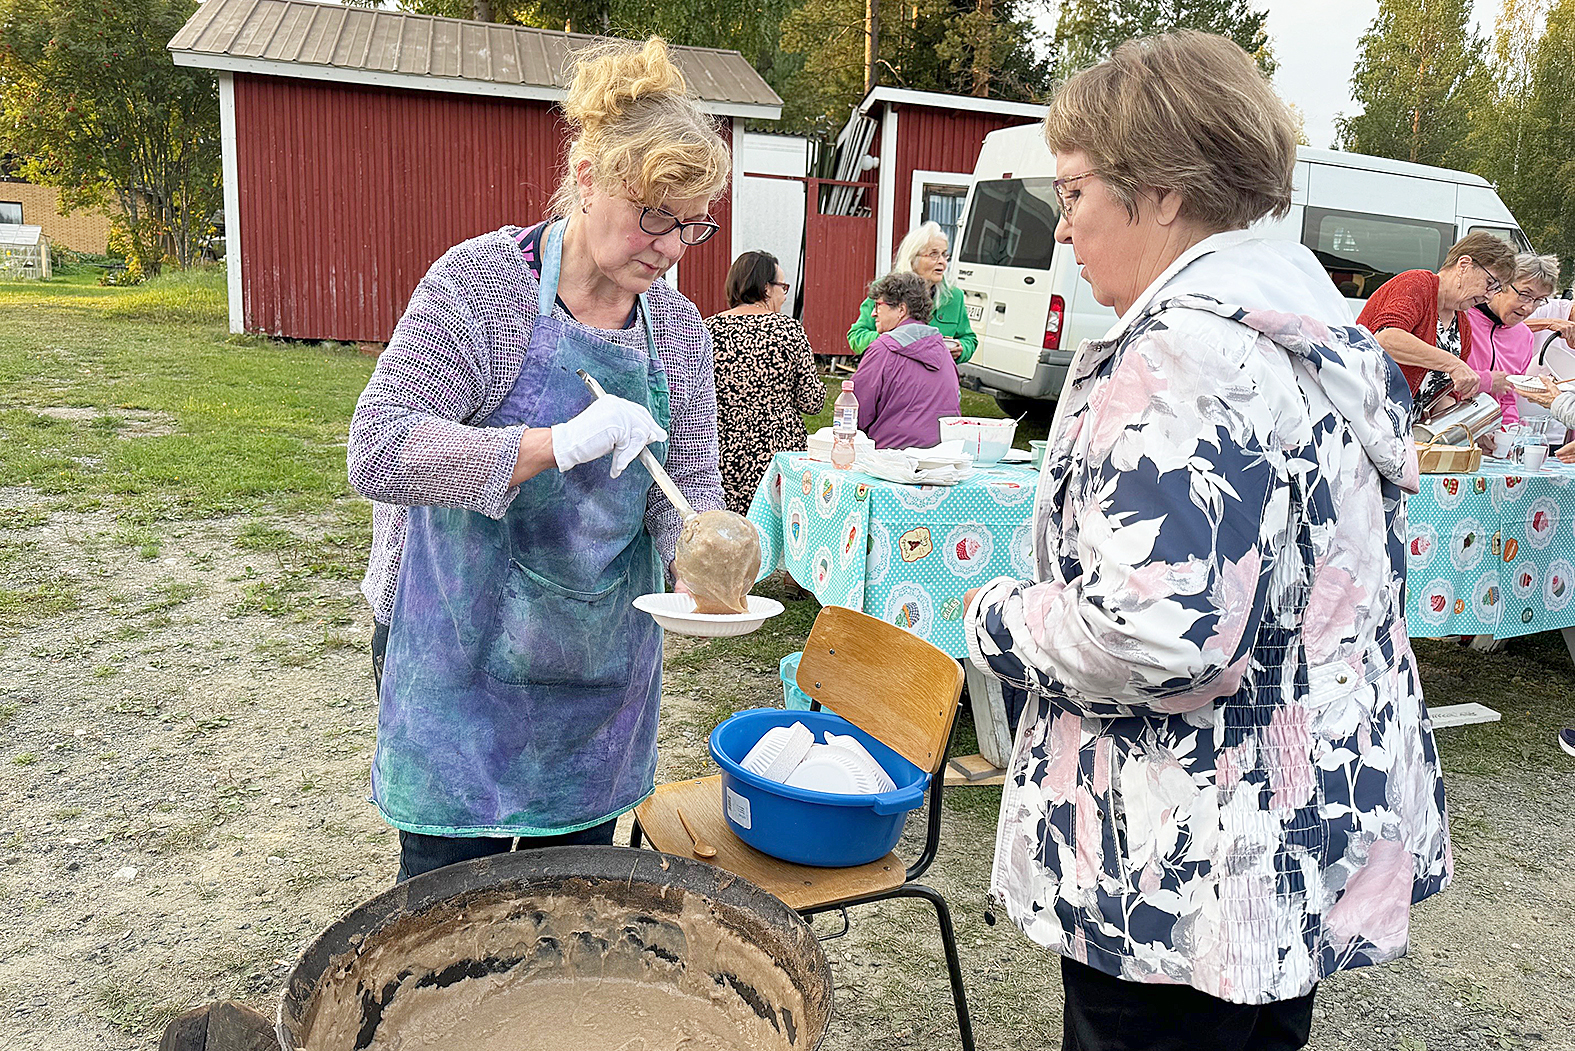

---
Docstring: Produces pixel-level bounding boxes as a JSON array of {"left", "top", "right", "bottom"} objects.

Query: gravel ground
[{"left": 2, "top": 490, "right": 1572, "bottom": 1050}]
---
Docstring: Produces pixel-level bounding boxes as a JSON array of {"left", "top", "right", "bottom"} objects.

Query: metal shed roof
[{"left": 169, "top": 0, "right": 782, "bottom": 119}]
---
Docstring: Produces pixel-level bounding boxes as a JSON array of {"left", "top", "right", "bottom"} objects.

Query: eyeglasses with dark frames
[
  {"left": 770, "top": 280, "right": 792, "bottom": 292},
  {"left": 634, "top": 202, "right": 720, "bottom": 245},
  {"left": 1473, "top": 260, "right": 1503, "bottom": 296},
  {"left": 1509, "top": 281, "right": 1551, "bottom": 307}
]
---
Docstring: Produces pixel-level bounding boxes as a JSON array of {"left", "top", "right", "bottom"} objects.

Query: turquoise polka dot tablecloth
[
  {"left": 1405, "top": 460, "right": 1575, "bottom": 638},
  {"left": 747, "top": 453, "right": 1575, "bottom": 653},
  {"left": 747, "top": 452, "right": 1039, "bottom": 658}
]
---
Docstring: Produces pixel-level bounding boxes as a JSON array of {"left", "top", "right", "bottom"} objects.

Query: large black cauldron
[{"left": 277, "top": 846, "right": 831, "bottom": 1051}]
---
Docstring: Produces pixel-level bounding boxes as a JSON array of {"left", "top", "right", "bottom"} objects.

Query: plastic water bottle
[{"left": 831, "top": 380, "right": 858, "bottom": 470}]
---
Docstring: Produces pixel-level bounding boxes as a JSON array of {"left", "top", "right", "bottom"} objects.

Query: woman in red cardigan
[{"left": 1357, "top": 231, "right": 1517, "bottom": 417}]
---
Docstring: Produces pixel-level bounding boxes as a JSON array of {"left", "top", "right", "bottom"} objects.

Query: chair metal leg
[{"left": 885, "top": 883, "right": 975, "bottom": 1051}]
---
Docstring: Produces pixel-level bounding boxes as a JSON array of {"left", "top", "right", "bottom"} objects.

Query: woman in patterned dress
[
  {"left": 964, "top": 32, "right": 1450, "bottom": 1051},
  {"left": 704, "top": 250, "right": 827, "bottom": 513}
]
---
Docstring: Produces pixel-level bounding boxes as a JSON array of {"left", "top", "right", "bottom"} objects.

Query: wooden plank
[
  {"left": 964, "top": 661, "right": 1014, "bottom": 769},
  {"left": 1429, "top": 703, "right": 1502, "bottom": 728},
  {"left": 947, "top": 753, "right": 1002, "bottom": 781},
  {"left": 634, "top": 777, "right": 904, "bottom": 911},
  {"left": 944, "top": 759, "right": 1005, "bottom": 788}
]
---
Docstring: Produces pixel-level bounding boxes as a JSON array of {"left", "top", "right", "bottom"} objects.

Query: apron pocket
[{"left": 482, "top": 562, "right": 633, "bottom": 686}]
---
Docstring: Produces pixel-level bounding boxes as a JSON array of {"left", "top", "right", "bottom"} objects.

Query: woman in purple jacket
[{"left": 851, "top": 271, "right": 962, "bottom": 448}]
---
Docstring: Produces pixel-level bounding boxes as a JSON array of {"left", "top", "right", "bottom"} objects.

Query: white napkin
[{"left": 859, "top": 444, "right": 975, "bottom": 486}]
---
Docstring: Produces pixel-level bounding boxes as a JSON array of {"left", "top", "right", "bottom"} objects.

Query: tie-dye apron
[{"left": 373, "top": 218, "right": 669, "bottom": 836}]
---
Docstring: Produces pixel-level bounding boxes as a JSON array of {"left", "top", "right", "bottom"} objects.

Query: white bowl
[
  {"left": 938, "top": 417, "right": 1017, "bottom": 465},
  {"left": 631, "top": 592, "right": 784, "bottom": 638}
]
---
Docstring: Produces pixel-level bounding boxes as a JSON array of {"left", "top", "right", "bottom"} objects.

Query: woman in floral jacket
[{"left": 964, "top": 33, "right": 1451, "bottom": 1051}]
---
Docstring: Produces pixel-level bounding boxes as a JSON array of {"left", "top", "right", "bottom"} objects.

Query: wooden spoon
[{"left": 676, "top": 807, "right": 717, "bottom": 858}]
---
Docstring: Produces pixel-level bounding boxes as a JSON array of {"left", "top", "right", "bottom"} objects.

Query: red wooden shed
[
  {"left": 839, "top": 87, "right": 1043, "bottom": 272},
  {"left": 794, "top": 87, "right": 1042, "bottom": 355},
  {"left": 168, "top": 0, "right": 781, "bottom": 342}
]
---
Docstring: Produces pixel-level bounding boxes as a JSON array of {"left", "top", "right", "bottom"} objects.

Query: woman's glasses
[
  {"left": 636, "top": 203, "right": 720, "bottom": 245},
  {"left": 1051, "top": 171, "right": 1099, "bottom": 219},
  {"left": 1509, "top": 282, "right": 1551, "bottom": 307},
  {"left": 1474, "top": 261, "right": 1503, "bottom": 296},
  {"left": 770, "top": 281, "right": 791, "bottom": 293}
]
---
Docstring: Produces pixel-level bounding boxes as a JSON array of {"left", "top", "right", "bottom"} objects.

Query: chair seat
[{"left": 634, "top": 776, "right": 904, "bottom": 910}]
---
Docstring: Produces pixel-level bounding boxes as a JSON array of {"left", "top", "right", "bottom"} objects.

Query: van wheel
[{"left": 993, "top": 394, "right": 1055, "bottom": 422}]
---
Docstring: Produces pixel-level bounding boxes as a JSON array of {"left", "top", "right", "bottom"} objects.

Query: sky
[
  {"left": 1032, "top": 1, "right": 1502, "bottom": 151},
  {"left": 1263, "top": 0, "right": 1499, "bottom": 149}
]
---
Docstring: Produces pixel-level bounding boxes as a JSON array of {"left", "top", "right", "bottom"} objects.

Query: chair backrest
[{"left": 795, "top": 605, "right": 964, "bottom": 776}]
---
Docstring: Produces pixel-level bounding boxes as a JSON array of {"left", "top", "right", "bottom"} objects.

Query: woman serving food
[{"left": 348, "top": 38, "right": 729, "bottom": 882}]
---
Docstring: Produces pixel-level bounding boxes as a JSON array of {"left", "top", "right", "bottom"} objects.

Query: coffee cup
[{"left": 1521, "top": 444, "right": 1549, "bottom": 471}]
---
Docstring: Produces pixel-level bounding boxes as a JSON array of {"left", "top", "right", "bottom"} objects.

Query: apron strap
[{"left": 538, "top": 218, "right": 660, "bottom": 357}]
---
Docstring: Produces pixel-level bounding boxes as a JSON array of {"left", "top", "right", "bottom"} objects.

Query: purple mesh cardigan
[{"left": 348, "top": 226, "right": 725, "bottom": 625}]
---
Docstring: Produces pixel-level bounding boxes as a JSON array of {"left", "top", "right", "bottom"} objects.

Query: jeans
[
  {"left": 395, "top": 820, "right": 619, "bottom": 883},
  {"left": 1060, "top": 957, "right": 1316, "bottom": 1051}
]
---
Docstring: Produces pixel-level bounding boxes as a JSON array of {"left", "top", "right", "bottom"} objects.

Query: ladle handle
[{"left": 577, "top": 369, "right": 696, "bottom": 520}]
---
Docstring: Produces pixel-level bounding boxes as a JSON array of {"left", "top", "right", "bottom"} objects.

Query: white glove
[{"left": 550, "top": 396, "right": 668, "bottom": 478}]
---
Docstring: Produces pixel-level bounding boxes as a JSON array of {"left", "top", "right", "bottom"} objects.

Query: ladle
[
  {"left": 676, "top": 807, "right": 717, "bottom": 858},
  {"left": 578, "top": 369, "right": 695, "bottom": 520}
]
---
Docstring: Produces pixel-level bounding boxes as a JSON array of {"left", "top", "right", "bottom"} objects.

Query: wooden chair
[{"left": 633, "top": 605, "right": 973, "bottom": 1050}]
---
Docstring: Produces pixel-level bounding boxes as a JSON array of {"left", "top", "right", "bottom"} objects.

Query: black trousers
[
  {"left": 371, "top": 623, "right": 621, "bottom": 884},
  {"left": 1060, "top": 958, "right": 1316, "bottom": 1051}
]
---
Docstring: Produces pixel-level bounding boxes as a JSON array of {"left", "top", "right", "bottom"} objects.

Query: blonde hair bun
[
  {"left": 562, "top": 37, "right": 688, "bottom": 133},
  {"left": 550, "top": 36, "right": 730, "bottom": 215}
]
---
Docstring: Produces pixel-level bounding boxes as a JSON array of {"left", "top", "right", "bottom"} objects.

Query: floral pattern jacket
[{"left": 965, "top": 230, "right": 1452, "bottom": 1005}]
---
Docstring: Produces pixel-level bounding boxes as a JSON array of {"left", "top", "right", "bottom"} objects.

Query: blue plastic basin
[{"left": 709, "top": 708, "right": 929, "bottom": 867}]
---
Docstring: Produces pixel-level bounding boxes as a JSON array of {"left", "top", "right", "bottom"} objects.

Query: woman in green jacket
[{"left": 848, "top": 221, "right": 977, "bottom": 363}]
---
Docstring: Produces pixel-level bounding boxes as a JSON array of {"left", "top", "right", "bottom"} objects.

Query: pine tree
[
  {"left": 1338, "top": 0, "right": 1491, "bottom": 167},
  {"left": 779, "top": 0, "right": 1052, "bottom": 134},
  {"left": 1052, "top": 0, "right": 1275, "bottom": 77}
]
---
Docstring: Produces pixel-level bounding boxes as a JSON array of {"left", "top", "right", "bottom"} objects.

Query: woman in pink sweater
[{"left": 1464, "top": 252, "right": 1561, "bottom": 425}]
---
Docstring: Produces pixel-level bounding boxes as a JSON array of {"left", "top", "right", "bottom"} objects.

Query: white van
[{"left": 954, "top": 125, "right": 1530, "bottom": 414}]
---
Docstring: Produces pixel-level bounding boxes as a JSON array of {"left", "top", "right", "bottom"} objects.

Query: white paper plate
[
  {"left": 632, "top": 592, "right": 784, "bottom": 638},
  {"left": 1509, "top": 375, "right": 1575, "bottom": 392},
  {"left": 741, "top": 722, "right": 815, "bottom": 781},
  {"left": 996, "top": 449, "right": 1033, "bottom": 463},
  {"left": 782, "top": 744, "right": 883, "bottom": 795}
]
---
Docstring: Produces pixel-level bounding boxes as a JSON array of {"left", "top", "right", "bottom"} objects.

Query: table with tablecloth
[
  {"left": 747, "top": 451, "right": 1041, "bottom": 768},
  {"left": 747, "top": 452, "right": 1040, "bottom": 659},
  {"left": 1403, "top": 459, "right": 1575, "bottom": 641},
  {"left": 748, "top": 451, "right": 1575, "bottom": 761}
]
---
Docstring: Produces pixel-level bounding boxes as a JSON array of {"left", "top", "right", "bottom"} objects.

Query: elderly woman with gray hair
[
  {"left": 846, "top": 220, "right": 977, "bottom": 361},
  {"left": 1465, "top": 252, "right": 1563, "bottom": 426},
  {"left": 962, "top": 30, "right": 1449, "bottom": 1051}
]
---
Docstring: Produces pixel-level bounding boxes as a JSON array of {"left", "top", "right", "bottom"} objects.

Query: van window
[
  {"left": 1303, "top": 207, "right": 1455, "bottom": 298},
  {"left": 1468, "top": 225, "right": 1532, "bottom": 253},
  {"left": 958, "top": 178, "right": 1059, "bottom": 270}
]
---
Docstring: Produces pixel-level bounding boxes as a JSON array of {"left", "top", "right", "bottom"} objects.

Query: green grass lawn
[{"left": 0, "top": 268, "right": 372, "bottom": 524}]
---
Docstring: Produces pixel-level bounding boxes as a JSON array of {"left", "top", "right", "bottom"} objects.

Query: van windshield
[
  {"left": 1302, "top": 207, "right": 1456, "bottom": 299},
  {"left": 959, "top": 178, "right": 1059, "bottom": 270}
]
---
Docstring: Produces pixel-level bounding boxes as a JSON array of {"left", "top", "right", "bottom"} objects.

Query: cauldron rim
[{"left": 275, "top": 845, "right": 832, "bottom": 1051}]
